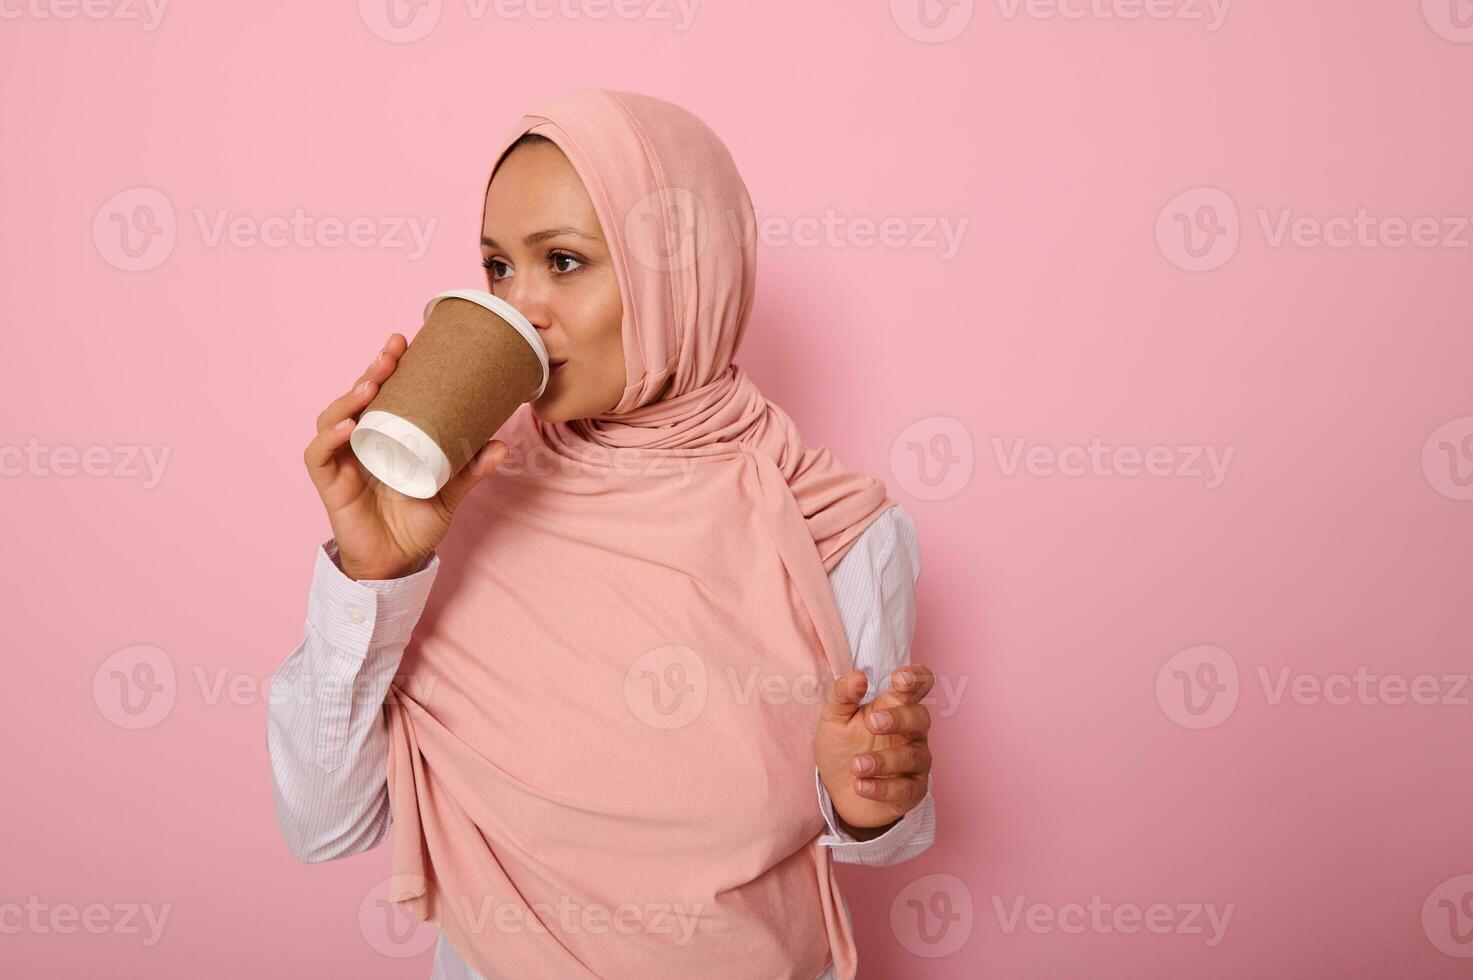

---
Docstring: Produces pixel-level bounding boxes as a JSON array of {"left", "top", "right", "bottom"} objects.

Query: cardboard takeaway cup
[{"left": 349, "top": 289, "right": 548, "bottom": 499}]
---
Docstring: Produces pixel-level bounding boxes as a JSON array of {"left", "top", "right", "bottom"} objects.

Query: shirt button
[{"left": 346, "top": 607, "right": 366, "bottom": 624}]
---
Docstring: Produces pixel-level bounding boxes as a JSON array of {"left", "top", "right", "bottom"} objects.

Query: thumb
[
  {"left": 437, "top": 439, "right": 508, "bottom": 513},
  {"left": 820, "top": 668, "right": 868, "bottom": 726}
]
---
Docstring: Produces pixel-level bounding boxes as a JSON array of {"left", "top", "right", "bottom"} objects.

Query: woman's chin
[
  {"left": 530, "top": 394, "right": 573, "bottom": 424},
  {"left": 529, "top": 378, "right": 616, "bottom": 424}
]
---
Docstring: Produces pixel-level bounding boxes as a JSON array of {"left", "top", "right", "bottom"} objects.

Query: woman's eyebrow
[{"left": 480, "top": 227, "right": 601, "bottom": 249}]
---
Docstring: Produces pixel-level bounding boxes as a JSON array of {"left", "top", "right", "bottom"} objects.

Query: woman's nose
[{"left": 503, "top": 279, "right": 549, "bottom": 331}]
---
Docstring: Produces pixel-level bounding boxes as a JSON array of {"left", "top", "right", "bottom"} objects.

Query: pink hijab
[{"left": 384, "top": 88, "right": 895, "bottom": 980}]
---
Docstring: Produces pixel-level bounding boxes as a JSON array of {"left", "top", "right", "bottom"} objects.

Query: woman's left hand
[{"left": 813, "top": 665, "right": 934, "bottom": 837}]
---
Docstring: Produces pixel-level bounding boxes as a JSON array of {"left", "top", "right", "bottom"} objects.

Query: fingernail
[
  {"left": 856, "top": 779, "right": 875, "bottom": 794},
  {"left": 897, "top": 670, "right": 913, "bottom": 687},
  {"left": 854, "top": 755, "right": 874, "bottom": 774},
  {"left": 872, "top": 711, "right": 891, "bottom": 730},
  {"left": 355, "top": 379, "right": 369, "bottom": 394}
]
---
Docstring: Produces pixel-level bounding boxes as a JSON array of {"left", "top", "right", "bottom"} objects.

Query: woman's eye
[
  {"left": 483, "top": 252, "right": 582, "bottom": 280},
  {"left": 551, "top": 251, "right": 584, "bottom": 274}
]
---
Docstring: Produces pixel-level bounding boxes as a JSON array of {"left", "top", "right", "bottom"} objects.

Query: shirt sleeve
[
  {"left": 814, "top": 504, "right": 936, "bottom": 866},
  {"left": 267, "top": 538, "right": 438, "bottom": 863}
]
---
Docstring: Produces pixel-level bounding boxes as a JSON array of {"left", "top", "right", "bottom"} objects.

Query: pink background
[{"left": 4, "top": 1, "right": 1472, "bottom": 977}]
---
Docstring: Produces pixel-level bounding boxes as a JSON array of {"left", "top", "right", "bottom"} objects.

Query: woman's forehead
[{"left": 482, "top": 142, "right": 602, "bottom": 239}]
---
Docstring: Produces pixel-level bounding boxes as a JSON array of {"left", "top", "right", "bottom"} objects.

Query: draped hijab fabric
[{"left": 383, "top": 88, "right": 895, "bottom": 980}]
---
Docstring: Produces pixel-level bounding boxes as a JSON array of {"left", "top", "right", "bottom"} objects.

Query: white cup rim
[{"left": 349, "top": 410, "right": 452, "bottom": 499}]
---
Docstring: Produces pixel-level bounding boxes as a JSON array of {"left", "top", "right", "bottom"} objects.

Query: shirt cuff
[
  {"left": 305, "top": 538, "right": 440, "bottom": 656},
  {"left": 815, "top": 766, "right": 936, "bottom": 863}
]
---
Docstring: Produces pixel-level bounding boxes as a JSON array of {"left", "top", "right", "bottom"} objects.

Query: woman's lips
[{"left": 550, "top": 360, "right": 567, "bottom": 374}]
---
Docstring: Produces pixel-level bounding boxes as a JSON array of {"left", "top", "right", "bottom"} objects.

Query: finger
[
  {"left": 316, "top": 376, "right": 379, "bottom": 435},
  {"left": 820, "top": 669, "right": 869, "bottom": 725},
  {"left": 865, "top": 703, "right": 932, "bottom": 738},
  {"left": 355, "top": 332, "right": 407, "bottom": 386},
  {"left": 892, "top": 665, "right": 936, "bottom": 702},
  {"left": 315, "top": 334, "right": 407, "bottom": 435},
  {"left": 870, "top": 665, "right": 936, "bottom": 711},
  {"left": 852, "top": 773, "right": 928, "bottom": 808},
  {"left": 851, "top": 743, "right": 931, "bottom": 779},
  {"left": 303, "top": 415, "right": 357, "bottom": 489},
  {"left": 436, "top": 439, "right": 510, "bottom": 514}
]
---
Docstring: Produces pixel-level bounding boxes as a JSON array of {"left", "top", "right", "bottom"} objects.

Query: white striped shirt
[{"left": 268, "top": 503, "right": 934, "bottom": 980}]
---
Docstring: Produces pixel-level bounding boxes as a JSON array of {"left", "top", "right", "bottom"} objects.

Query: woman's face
[{"left": 481, "top": 139, "right": 625, "bottom": 422}]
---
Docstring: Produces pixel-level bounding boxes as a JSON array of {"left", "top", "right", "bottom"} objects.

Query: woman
[{"left": 270, "top": 88, "right": 937, "bottom": 980}]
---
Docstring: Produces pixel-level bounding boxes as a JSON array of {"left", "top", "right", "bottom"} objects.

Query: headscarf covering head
[{"left": 483, "top": 88, "right": 757, "bottom": 419}]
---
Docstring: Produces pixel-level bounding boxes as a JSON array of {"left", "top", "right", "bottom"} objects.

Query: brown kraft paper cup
[{"left": 349, "top": 289, "right": 548, "bottom": 499}]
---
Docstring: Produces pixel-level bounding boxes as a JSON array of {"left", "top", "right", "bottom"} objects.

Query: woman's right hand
[{"left": 304, "top": 333, "right": 512, "bottom": 581}]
